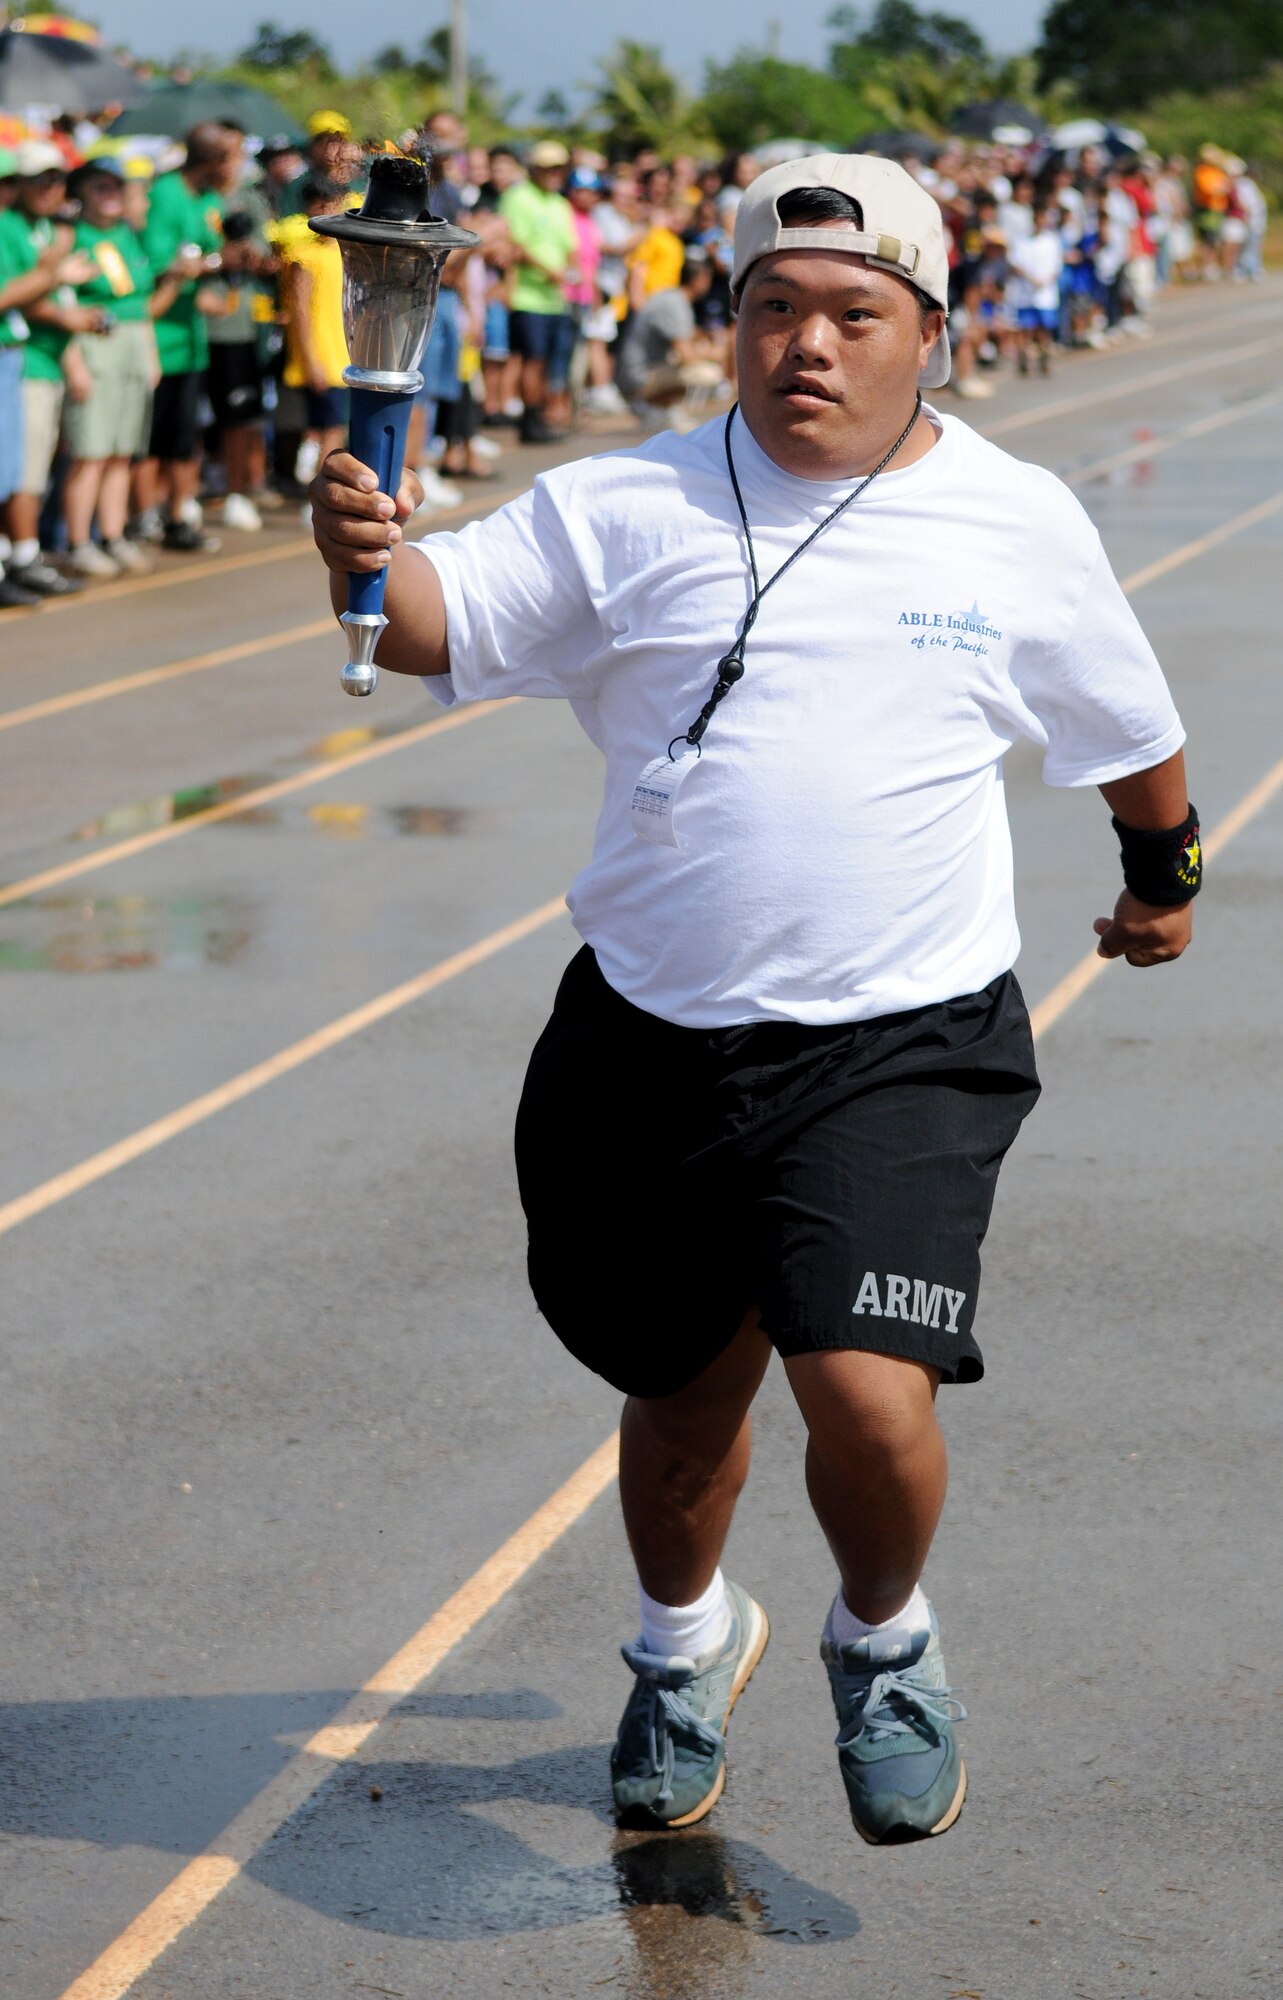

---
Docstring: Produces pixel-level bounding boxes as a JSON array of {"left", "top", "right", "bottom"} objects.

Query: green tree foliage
[
  {"left": 829, "top": 1, "right": 988, "bottom": 66},
  {"left": 587, "top": 40, "right": 708, "bottom": 155},
  {"left": 1139, "top": 68, "right": 1283, "bottom": 197},
  {"left": 700, "top": 54, "right": 865, "bottom": 148},
  {"left": 536, "top": 89, "right": 573, "bottom": 129},
  {"left": 1037, "top": 0, "right": 1283, "bottom": 111},
  {"left": 236, "top": 23, "right": 334, "bottom": 75}
]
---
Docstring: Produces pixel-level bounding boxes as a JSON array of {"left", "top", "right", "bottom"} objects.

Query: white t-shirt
[
  {"left": 1007, "top": 229, "right": 1065, "bottom": 310},
  {"left": 415, "top": 409, "right": 1183, "bottom": 1029}
]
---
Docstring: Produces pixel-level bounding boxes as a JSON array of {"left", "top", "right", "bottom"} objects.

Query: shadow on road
[{"left": 0, "top": 1686, "right": 859, "bottom": 1953}]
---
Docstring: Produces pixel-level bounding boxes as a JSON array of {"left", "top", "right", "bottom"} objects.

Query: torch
[{"left": 311, "top": 153, "right": 478, "bottom": 696}]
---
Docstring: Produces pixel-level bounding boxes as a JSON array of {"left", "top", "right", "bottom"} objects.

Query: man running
[{"left": 310, "top": 156, "right": 1198, "bottom": 1845}]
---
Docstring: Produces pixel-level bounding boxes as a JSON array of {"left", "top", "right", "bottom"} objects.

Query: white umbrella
[
  {"left": 1050, "top": 118, "right": 1147, "bottom": 154},
  {"left": 752, "top": 138, "right": 818, "bottom": 166}
]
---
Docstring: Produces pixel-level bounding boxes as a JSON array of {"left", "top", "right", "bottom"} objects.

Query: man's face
[
  {"left": 18, "top": 170, "right": 66, "bottom": 218},
  {"left": 532, "top": 164, "right": 564, "bottom": 194},
  {"left": 489, "top": 151, "right": 521, "bottom": 192},
  {"left": 735, "top": 243, "right": 944, "bottom": 479},
  {"left": 428, "top": 113, "right": 466, "bottom": 154},
  {"left": 268, "top": 150, "right": 304, "bottom": 185}
]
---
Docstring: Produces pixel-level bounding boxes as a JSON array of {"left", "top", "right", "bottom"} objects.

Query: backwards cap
[{"left": 731, "top": 152, "right": 951, "bottom": 388}]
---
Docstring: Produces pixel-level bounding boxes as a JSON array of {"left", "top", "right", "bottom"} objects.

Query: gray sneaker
[
  {"left": 822, "top": 1599, "right": 967, "bottom": 1844},
  {"left": 611, "top": 1579, "right": 768, "bottom": 1829}
]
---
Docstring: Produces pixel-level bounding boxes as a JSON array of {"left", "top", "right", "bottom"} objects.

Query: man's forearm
[{"left": 1098, "top": 747, "right": 1188, "bottom": 829}]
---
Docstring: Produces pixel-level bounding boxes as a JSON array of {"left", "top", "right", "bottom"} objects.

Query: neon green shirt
[
  {"left": 0, "top": 210, "right": 72, "bottom": 377},
  {"left": 499, "top": 182, "right": 575, "bottom": 316},
  {"left": 141, "top": 172, "right": 223, "bottom": 374}
]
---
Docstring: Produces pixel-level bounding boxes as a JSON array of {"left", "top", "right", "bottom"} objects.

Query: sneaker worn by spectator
[
  {"left": 103, "top": 536, "right": 154, "bottom": 574},
  {"left": 822, "top": 1594, "right": 967, "bottom": 1844},
  {"left": 221, "top": 492, "right": 262, "bottom": 532},
  {"left": 0, "top": 570, "right": 43, "bottom": 608},
  {"left": 127, "top": 505, "right": 165, "bottom": 544},
  {"left": 163, "top": 519, "right": 220, "bottom": 553},
  {"left": 66, "top": 540, "right": 122, "bottom": 578},
  {"left": 519, "top": 414, "right": 569, "bottom": 444},
  {"left": 611, "top": 1579, "right": 768, "bottom": 1828},
  {"left": 8, "top": 554, "right": 81, "bottom": 597}
]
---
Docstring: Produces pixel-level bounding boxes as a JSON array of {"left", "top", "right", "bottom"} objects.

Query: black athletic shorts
[
  {"left": 148, "top": 369, "right": 202, "bottom": 463},
  {"left": 206, "top": 342, "right": 263, "bottom": 428},
  {"left": 515, "top": 947, "right": 1040, "bottom": 1399}
]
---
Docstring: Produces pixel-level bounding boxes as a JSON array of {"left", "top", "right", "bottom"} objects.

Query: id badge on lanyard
[{"left": 629, "top": 747, "right": 700, "bottom": 848}]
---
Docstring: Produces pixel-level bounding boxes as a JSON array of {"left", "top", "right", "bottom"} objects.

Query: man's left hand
[{"left": 1093, "top": 890, "right": 1193, "bottom": 966}]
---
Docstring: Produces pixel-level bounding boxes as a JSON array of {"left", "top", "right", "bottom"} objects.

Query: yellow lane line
[
  {"left": 984, "top": 334, "right": 1280, "bottom": 437},
  {"left": 45, "top": 728, "right": 1283, "bottom": 1999},
  {"left": 0, "top": 619, "right": 333, "bottom": 734},
  {"left": 54, "top": 1433, "right": 621, "bottom": 2000},
  {"left": 0, "top": 697, "right": 512, "bottom": 910},
  {"left": 1116, "top": 489, "right": 1283, "bottom": 595},
  {"left": 0, "top": 892, "right": 566, "bottom": 1240},
  {"left": 0, "top": 535, "right": 311, "bottom": 625},
  {"left": 1061, "top": 388, "right": 1283, "bottom": 489}
]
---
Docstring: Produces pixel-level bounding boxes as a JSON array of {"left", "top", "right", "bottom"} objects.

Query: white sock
[
  {"left": 638, "top": 1567, "right": 732, "bottom": 1663},
  {"left": 175, "top": 496, "right": 202, "bottom": 528},
  {"left": 0, "top": 534, "right": 11, "bottom": 564},
  {"left": 12, "top": 538, "right": 39, "bottom": 568},
  {"left": 827, "top": 1580, "right": 930, "bottom": 1649}
]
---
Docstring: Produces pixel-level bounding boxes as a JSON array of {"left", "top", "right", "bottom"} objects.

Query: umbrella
[
  {"left": 952, "top": 100, "right": 1047, "bottom": 143},
  {"left": 0, "top": 27, "right": 149, "bottom": 111},
  {"left": 110, "top": 80, "right": 305, "bottom": 143},
  {"left": 1049, "top": 118, "right": 1147, "bottom": 156},
  {"left": 752, "top": 138, "right": 819, "bottom": 167},
  {"left": 847, "top": 130, "right": 942, "bottom": 162}
]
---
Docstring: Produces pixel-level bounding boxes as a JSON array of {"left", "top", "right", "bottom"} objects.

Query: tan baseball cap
[
  {"left": 13, "top": 139, "right": 68, "bottom": 178},
  {"left": 528, "top": 140, "right": 570, "bottom": 169},
  {"left": 731, "top": 152, "right": 951, "bottom": 388}
]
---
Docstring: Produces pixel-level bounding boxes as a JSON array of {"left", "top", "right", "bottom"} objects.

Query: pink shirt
[{"left": 564, "top": 210, "right": 601, "bottom": 307}]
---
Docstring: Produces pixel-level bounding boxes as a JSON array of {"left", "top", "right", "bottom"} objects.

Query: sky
[{"left": 90, "top": 0, "right": 1050, "bottom": 112}]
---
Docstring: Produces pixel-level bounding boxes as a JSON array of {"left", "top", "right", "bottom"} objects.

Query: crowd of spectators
[{"left": 0, "top": 105, "right": 1271, "bottom": 608}]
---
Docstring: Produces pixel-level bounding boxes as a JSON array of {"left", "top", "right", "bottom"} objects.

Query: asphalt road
[{"left": 2, "top": 280, "right": 1281, "bottom": 2000}]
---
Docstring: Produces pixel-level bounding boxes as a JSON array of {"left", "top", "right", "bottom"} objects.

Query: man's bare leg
[
  {"left": 611, "top": 1315, "right": 773, "bottom": 1827},
  {"left": 785, "top": 1349, "right": 946, "bottom": 1623},
  {"left": 786, "top": 1348, "right": 965, "bottom": 1843},
  {"left": 618, "top": 1315, "right": 771, "bottom": 1607}
]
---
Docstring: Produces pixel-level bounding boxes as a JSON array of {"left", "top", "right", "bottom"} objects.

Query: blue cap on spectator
[{"left": 566, "top": 168, "right": 603, "bottom": 192}]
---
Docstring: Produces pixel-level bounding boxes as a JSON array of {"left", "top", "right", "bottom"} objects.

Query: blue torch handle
[{"left": 346, "top": 385, "right": 416, "bottom": 620}]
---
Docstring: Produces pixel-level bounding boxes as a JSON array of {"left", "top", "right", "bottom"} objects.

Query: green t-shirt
[
  {"left": 73, "top": 221, "right": 154, "bottom": 324},
  {"left": 499, "top": 182, "right": 575, "bottom": 316},
  {"left": 0, "top": 207, "right": 34, "bottom": 347},
  {"left": 0, "top": 209, "right": 71, "bottom": 377},
  {"left": 141, "top": 171, "right": 223, "bottom": 375}
]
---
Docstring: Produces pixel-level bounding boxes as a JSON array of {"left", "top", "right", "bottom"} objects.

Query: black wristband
[{"left": 1112, "top": 802, "right": 1202, "bottom": 906}]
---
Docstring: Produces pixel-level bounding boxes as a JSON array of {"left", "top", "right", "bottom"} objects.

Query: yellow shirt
[
  {"left": 628, "top": 225, "right": 684, "bottom": 300},
  {"left": 272, "top": 220, "right": 349, "bottom": 388}
]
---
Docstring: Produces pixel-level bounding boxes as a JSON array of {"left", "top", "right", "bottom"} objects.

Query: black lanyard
[{"left": 669, "top": 393, "right": 923, "bottom": 759}]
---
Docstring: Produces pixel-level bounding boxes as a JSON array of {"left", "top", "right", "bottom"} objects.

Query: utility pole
[
  {"left": 765, "top": 16, "right": 781, "bottom": 58},
  {"left": 450, "top": 0, "right": 467, "bottom": 121}
]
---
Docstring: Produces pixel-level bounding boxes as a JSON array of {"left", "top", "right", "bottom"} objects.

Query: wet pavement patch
[
  {"left": 72, "top": 787, "right": 467, "bottom": 844},
  {"left": 0, "top": 892, "right": 254, "bottom": 972}
]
